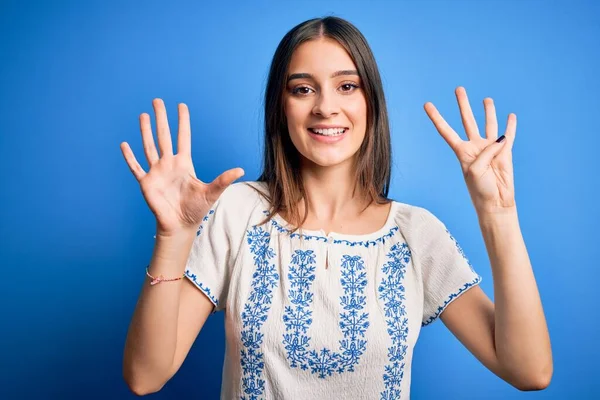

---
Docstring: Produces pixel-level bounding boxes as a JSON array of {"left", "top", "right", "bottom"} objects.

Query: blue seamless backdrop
[{"left": 0, "top": 0, "right": 597, "bottom": 399}]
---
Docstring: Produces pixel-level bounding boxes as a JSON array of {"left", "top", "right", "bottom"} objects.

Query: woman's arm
[
  {"left": 122, "top": 231, "right": 215, "bottom": 395},
  {"left": 120, "top": 99, "right": 244, "bottom": 395},
  {"left": 423, "top": 87, "right": 552, "bottom": 390},
  {"left": 440, "top": 207, "right": 552, "bottom": 390}
]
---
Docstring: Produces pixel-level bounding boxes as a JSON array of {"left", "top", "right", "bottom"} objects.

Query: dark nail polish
[{"left": 496, "top": 135, "right": 506, "bottom": 143}]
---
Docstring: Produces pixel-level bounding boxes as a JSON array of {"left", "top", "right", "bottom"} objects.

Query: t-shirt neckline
[{"left": 271, "top": 200, "right": 399, "bottom": 243}]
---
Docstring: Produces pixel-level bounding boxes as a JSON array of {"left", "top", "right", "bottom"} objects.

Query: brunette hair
[{"left": 248, "top": 16, "right": 393, "bottom": 233}]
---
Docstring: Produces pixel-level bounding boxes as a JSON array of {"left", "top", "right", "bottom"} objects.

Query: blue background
[{"left": 1, "top": 0, "right": 597, "bottom": 398}]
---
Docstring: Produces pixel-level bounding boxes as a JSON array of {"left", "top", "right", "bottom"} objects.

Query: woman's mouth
[{"left": 307, "top": 127, "right": 348, "bottom": 143}]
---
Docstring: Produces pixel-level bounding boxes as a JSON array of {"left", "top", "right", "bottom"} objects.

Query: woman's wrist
[{"left": 149, "top": 229, "right": 197, "bottom": 274}]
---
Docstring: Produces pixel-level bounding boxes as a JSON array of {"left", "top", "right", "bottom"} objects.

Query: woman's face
[{"left": 283, "top": 38, "right": 367, "bottom": 169}]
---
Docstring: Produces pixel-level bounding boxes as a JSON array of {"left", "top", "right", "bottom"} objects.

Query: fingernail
[{"left": 496, "top": 135, "right": 506, "bottom": 143}]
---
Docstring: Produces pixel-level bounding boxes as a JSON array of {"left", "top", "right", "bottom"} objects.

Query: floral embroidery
[
  {"left": 446, "top": 228, "right": 476, "bottom": 274},
  {"left": 184, "top": 272, "right": 219, "bottom": 306},
  {"left": 421, "top": 276, "right": 482, "bottom": 327},
  {"left": 282, "top": 250, "right": 370, "bottom": 378},
  {"left": 378, "top": 242, "right": 411, "bottom": 400},
  {"left": 421, "top": 230, "right": 482, "bottom": 327},
  {"left": 195, "top": 209, "right": 215, "bottom": 236},
  {"left": 184, "top": 208, "right": 219, "bottom": 307},
  {"left": 267, "top": 210, "right": 399, "bottom": 248},
  {"left": 240, "top": 226, "right": 279, "bottom": 400}
]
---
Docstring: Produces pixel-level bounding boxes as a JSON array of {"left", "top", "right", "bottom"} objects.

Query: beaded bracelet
[{"left": 146, "top": 265, "right": 185, "bottom": 286}]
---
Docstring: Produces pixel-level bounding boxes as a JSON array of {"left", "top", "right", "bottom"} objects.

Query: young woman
[{"left": 121, "top": 16, "right": 552, "bottom": 399}]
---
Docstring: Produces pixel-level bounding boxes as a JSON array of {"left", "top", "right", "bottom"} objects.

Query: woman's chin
[{"left": 302, "top": 152, "right": 355, "bottom": 169}]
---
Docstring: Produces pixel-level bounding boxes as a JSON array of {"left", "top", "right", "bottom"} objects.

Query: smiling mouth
[{"left": 308, "top": 127, "right": 347, "bottom": 137}]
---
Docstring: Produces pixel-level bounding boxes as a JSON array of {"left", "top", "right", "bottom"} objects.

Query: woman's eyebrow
[{"left": 287, "top": 70, "right": 359, "bottom": 82}]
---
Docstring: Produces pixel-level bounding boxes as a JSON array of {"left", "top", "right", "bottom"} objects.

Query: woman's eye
[
  {"left": 292, "top": 86, "right": 313, "bottom": 95},
  {"left": 340, "top": 83, "right": 359, "bottom": 93}
]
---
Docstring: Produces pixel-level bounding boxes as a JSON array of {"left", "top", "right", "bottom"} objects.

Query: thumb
[
  {"left": 469, "top": 136, "right": 506, "bottom": 173},
  {"left": 208, "top": 167, "right": 245, "bottom": 197}
]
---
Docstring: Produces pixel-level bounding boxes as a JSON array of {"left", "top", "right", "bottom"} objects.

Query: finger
[
  {"left": 504, "top": 113, "right": 517, "bottom": 142},
  {"left": 423, "top": 102, "right": 462, "bottom": 151},
  {"left": 140, "top": 113, "right": 159, "bottom": 166},
  {"left": 177, "top": 103, "right": 191, "bottom": 156},
  {"left": 208, "top": 167, "right": 245, "bottom": 198},
  {"left": 120, "top": 142, "right": 146, "bottom": 181},
  {"left": 469, "top": 136, "right": 507, "bottom": 175},
  {"left": 497, "top": 113, "right": 517, "bottom": 160},
  {"left": 455, "top": 86, "right": 480, "bottom": 141},
  {"left": 483, "top": 98, "right": 498, "bottom": 141},
  {"left": 152, "top": 98, "right": 173, "bottom": 156}
]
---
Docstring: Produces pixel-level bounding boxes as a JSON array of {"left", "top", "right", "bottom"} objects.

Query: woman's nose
[{"left": 312, "top": 91, "right": 340, "bottom": 118}]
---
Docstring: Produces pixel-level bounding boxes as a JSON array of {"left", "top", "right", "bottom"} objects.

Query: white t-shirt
[{"left": 184, "top": 181, "right": 482, "bottom": 399}]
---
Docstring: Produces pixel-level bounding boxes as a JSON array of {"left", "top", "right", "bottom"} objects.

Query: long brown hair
[{"left": 248, "top": 16, "right": 393, "bottom": 233}]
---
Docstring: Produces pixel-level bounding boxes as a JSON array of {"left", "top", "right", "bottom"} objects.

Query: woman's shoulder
[
  {"left": 391, "top": 199, "right": 448, "bottom": 235},
  {"left": 220, "top": 180, "right": 267, "bottom": 200},
  {"left": 215, "top": 180, "right": 270, "bottom": 218},
  {"left": 392, "top": 200, "right": 434, "bottom": 222}
]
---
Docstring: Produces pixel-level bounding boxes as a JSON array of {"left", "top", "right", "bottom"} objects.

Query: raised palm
[
  {"left": 120, "top": 99, "right": 244, "bottom": 236},
  {"left": 424, "top": 87, "right": 517, "bottom": 214}
]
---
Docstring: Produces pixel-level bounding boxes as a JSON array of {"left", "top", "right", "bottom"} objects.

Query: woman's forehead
[{"left": 288, "top": 38, "right": 357, "bottom": 78}]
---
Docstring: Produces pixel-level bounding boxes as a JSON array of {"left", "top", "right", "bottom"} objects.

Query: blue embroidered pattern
[
  {"left": 183, "top": 208, "right": 219, "bottom": 307},
  {"left": 267, "top": 210, "right": 399, "bottom": 248},
  {"left": 184, "top": 272, "right": 219, "bottom": 306},
  {"left": 282, "top": 250, "right": 370, "bottom": 378},
  {"left": 421, "top": 276, "right": 482, "bottom": 327},
  {"left": 196, "top": 209, "right": 215, "bottom": 236},
  {"left": 446, "top": 228, "right": 477, "bottom": 274},
  {"left": 378, "top": 242, "right": 411, "bottom": 400},
  {"left": 240, "top": 226, "right": 279, "bottom": 400},
  {"left": 421, "top": 230, "right": 482, "bottom": 327}
]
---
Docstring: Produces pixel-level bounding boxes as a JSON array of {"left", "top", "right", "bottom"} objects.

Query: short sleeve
[
  {"left": 183, "top": 185, "right": 244, "bottom": 313},
  {"left": 417, "top": 209, "right": 483, "bottom": 326}
]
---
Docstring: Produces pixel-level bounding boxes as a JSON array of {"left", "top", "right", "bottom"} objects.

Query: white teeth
[{"left": 311, "top": 128, "right": 346, "bottom": 136}]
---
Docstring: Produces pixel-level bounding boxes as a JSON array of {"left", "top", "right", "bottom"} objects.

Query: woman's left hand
[{"left": 424, "top": 86, "right": 517, "bottom": 215}]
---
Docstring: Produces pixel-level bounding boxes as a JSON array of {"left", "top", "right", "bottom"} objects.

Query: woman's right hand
[{"left": 120, "top": 98, "right": 244, "bottom": 237}]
